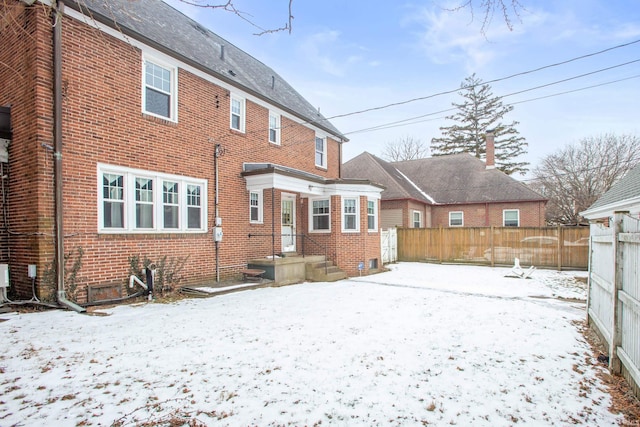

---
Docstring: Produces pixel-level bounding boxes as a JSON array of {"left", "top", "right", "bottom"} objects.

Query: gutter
[{"left": 53, "top": 0, "right": 85, "bottom": 313}]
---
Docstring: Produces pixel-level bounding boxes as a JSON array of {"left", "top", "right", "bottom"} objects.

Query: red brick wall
[
  {"left": 431, "top": 201, "right": 546, "bottom": 227},
  {"left": 0, "top": 3, "right": 57, "bottom": 299},
  {"left": 381, "top": 200, "right": 432, "bottom": 228},
  {"left": 0, "top": 4, "right": 379, "bottom": 301}
]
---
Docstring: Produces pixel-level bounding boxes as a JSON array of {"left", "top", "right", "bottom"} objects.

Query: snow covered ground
[{"left": 0, "top": 263, "right": 619, "bottom": 426}]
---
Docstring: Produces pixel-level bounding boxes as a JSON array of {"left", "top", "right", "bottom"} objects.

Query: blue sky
[{"left": 170, "top": 0, "right": 640, "bottom": 177}]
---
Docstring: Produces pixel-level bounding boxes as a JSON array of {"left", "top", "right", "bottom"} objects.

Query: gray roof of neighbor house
[
  {"left": 584, "top": 163, "right": 640, "bottom": 212},
  {"left": 342, "top": 152, "right": 546, "bottom": 205},
  {"left": 70, "top": 0, "right": 345, "bottom": 140}
]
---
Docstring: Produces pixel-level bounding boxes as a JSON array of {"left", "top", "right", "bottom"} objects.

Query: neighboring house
[
  {"left": 581, "top": 163, "right": 640, "bottom": 221},
  {"left": 343, "top": 142, "right": 546, "bottom": 228},
  {"left": 0, "top": 0, "right": 383, "bottom": 304}
]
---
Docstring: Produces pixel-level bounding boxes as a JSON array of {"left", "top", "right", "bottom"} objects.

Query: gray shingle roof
[
  {"left": 586, "top": 163, "right": 640, "bottom": 211},
  {"left": 342, "top": 152, "right": 546, "bottom": 205},
  {"left": 71, "top": 0, "right": 344, "bottom": 139}
]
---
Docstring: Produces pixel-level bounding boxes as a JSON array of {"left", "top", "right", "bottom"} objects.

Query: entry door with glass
[{"left": 281, "top": 196, "right": 296, "bottom": 252}]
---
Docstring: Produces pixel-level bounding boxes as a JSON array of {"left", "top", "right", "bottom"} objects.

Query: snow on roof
[{"left": 394, "top": 168, "right": 437, "bottom": 204}]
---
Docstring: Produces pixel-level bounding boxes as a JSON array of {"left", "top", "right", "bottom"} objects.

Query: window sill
[{"left": 142, "top": 113, "right": 178, "bottom": 126}]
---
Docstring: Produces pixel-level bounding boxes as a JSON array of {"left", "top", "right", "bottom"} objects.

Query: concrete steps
[{"left": 305, "top": 259, "right": 347, "bottom": 282}]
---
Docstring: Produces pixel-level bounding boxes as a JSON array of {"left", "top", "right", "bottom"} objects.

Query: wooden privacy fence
[
  {"left": 397, "top": 226, "right": 590, "bottom": 269},
  {"left": 588, "top": 212, "right": 640, "bottom": 398}
]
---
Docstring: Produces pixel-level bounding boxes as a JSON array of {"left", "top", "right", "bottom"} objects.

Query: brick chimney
[{"left": 485, "top": 130, "right": 495, "bottom": 169}]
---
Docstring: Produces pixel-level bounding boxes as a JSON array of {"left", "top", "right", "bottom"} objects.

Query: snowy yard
[{"left": 0, "top": 263, "right": 621, "bottom": 426}]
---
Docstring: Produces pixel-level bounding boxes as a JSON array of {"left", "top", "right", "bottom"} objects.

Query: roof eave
[
  {"left": 66, "top": 1, "right": 347, "bottom": 141},
  {"left": 581, "top": 196, "right": 640, "bottom": 220}
]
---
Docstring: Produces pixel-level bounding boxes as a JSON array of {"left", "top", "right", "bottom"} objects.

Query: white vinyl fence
[
  {"left": 588, "top": 212, "right": 640, "bottom": 397},
  {"left": 381, "top": 228, "right": 397, "bottom": 264}
]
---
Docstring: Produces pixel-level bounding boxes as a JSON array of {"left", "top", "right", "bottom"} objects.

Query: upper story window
[
  {"left": 367, "top": 199, "right": 378, "bottom": 231},
  {"left": 342, "top": 197, "right": 359, "bottom": 232},
  {"left": 412, "top": 210, "right": 422, "bottom": 228},
  {"left": 143, "top": 58, "right": 177, "bottom": 121},
  {"left": 449, "top": 211, "right": 463, "bottom": 227},
  {"left": 504, "top": 209, "right": 520, "bottom": 227},
  {"left": 249, "top": 191, "right": 263, "bottom": 223},
  {"left": 269, "top": 112, "right": 281, "bottom": 144},
  {"left": 310, "top": 199, "right": 330, "bottom": 232},
  {"left": 98, "top": 164, "right": 206, "bottom": 233},
  {"left": 315, "top": 135, "right": 327, "bottom": 168},
  {"left": 230, "top": 95, "right": 246, "bottom": 132}
]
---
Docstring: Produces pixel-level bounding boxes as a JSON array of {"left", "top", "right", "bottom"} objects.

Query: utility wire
[
  {"left": 323, "top": 39, "right": 640, "bottom": 122},
  {"left": 213, "top": 38, "right": 640, "bottom": 146},
  {"left": 342, "top": 73, "right": 640, "bottom": 136}
]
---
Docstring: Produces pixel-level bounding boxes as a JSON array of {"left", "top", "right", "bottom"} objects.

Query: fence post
[
  {"left": 438, "top": 227, "right": 443, "bottom": 264},
  {"left": 609, "top": 211, "right": 627, "bottom": 374},
  {"left": 557, "top": 225, "right": 562, "bottom": 271},
  {"left": 490, "top": 226, "right": 495, "bottom": 267}
]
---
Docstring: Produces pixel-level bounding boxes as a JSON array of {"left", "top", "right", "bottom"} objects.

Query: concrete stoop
[
  {"left": 305, "top": 259, "right": 348, "bottom": 282},
  {"left": 247, "top": 255, "right": 347, "bottom": 285}
]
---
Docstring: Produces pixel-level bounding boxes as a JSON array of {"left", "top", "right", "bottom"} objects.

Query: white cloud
[
  {"left": 406, "top": 4, "right": 519, "bottom": 72},
  {"left": 296, "top": 30, "right": 379, "bottom": 77}
]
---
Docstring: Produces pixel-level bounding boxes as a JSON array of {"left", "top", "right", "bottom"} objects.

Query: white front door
[{"left": 281, "top": 195, "right": 296, "bottom": 252}]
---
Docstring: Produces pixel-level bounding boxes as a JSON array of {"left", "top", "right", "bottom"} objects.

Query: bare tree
[
  {"left": 177, "top": 0, "right": 294, "bottom": 35},
  {"left": 445, "top": 0, "right": 525, "bottom": 35},
  {"left": 0, "top": 0, "right": 294, "bottom": 38},
  {"left": 381, "top": 135, "right": 429, "bottom": 162},
  {"left": 531, "top": 133, "right": 640, "bottom": 225}
]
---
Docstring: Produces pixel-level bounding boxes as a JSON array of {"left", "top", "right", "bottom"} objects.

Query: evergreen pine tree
[{"left": 431, "top": 74, "right": 529, "bottom": 175}]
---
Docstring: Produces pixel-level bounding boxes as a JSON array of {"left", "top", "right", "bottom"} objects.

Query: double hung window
[
  {"left": 412, "top": 210, "right": 422, "bottom": 228},
  {"left": 269, "top": 112, "right": 280, "bottom": 144},
  {"left": 449, "top": 211, "right": 463, "bottom": 227},
  {"left": 249, "top": 191, "right": 262, "bottom": 223},
  {"left": 503, "top": 209, "right": 520, "bottom": 227},
  {"left": 230, "top": 95, "right": 245, "bottom": 132},
  {"left": 311, "top": 199, "right": 330, "bottom": 231},
  {"left": 143, "top": 58, "right": 176, "bottom": 120},
  {"left": 342, "top": 197, "right": 359, "bottom": 232},
  {"left": 367, "top": 199, "right": 377, "bottom": 231},
  {"left": 315, "top": 136, "right": 327, "bottom": 168}
]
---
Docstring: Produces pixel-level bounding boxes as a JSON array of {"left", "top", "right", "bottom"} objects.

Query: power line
[
  {"left": 323, "top": 39, "right": 640, "bottom": 122},
  {"left": 341, "top": 73, "right": 640, "bottom": 137}
]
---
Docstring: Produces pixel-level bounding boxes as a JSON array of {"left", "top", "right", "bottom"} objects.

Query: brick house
[
  {"left": 343, "top": 140, "right": 546, "bottom": 229},
  {"left": 0, "top": 0, "right": 383, "bottom": 306}
]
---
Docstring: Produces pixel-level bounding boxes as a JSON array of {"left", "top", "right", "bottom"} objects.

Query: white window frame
[
  {"left": 309, "top": 198, "right": 331, "bottom": 233},
  {"left": 412, "top": 210, "right": 422, "bottom": 228},
  {"left": 249, "top": 190, "right": 263, "bottom": 223},
  {"left": 230, "top": 94, "right": 246, "bottom": 132},
  {"left": 342, "top": 197, "right": 359, "bottom": 232},
  {"left": 315, "top": 135, "right": 327, "bottom": 169},
  {"left": 162, "top": 180, "right": 180, "bottom": 229},
  {"left": 449, "top": 211, "right": 464, "bottom": 227},
  {"left": 503, "top": 209, "right": 520, "bottom": 227},
  {"left": 98, "top": 164, "right": 207, "bottom": 233},
  {"left": 142, "top": 56, "right": 178, "bottom": 122},
  {"left": 268, "top": 112, "right": 281, "bottom": 145},
  {"left": 134, "top": 176, "right": 155, "bottom": 229},
  {"left": 367, "top": 199, "right": 378, "bottom": 232}
]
